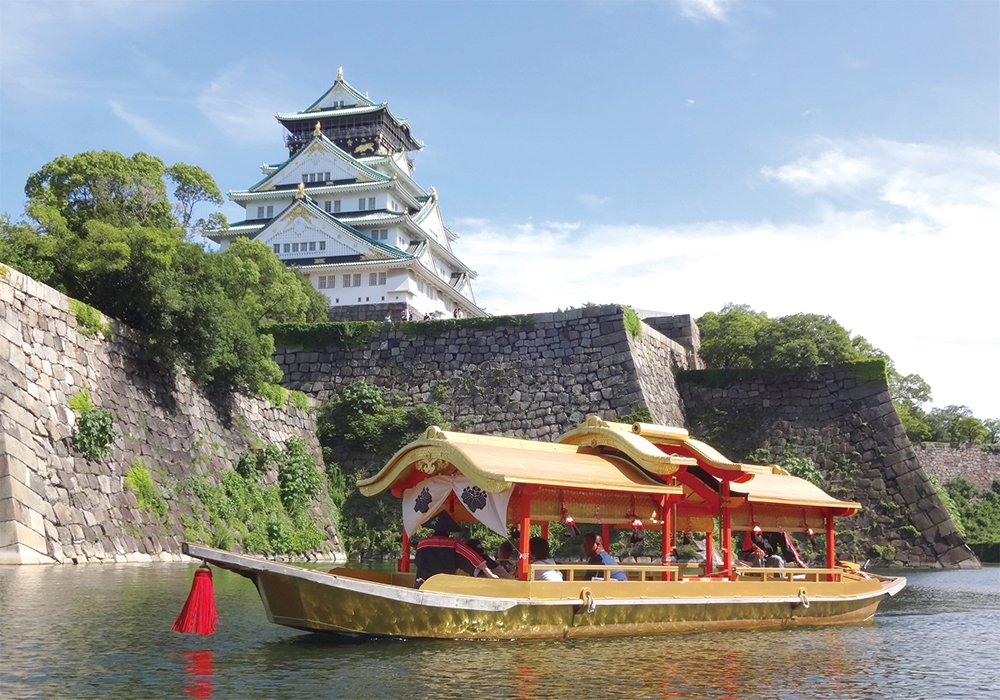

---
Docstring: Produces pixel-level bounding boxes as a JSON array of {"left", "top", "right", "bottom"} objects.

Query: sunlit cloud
[
  {"left": 460, "top": 138, "right": 1000, "bottom": 416},
  {"left": 675, "top": 0, "right": 734, "bottom": 23},
  {"left": 109, "top": 100, "right": 192, "bottom": 153}
]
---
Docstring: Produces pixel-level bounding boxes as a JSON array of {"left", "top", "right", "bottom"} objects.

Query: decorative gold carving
[
  {"left": 424, "top": 426, "right": 447, "bottom": 441},
  {"left": 337, "top": 65, "right": 344, "bottom": 81},
  {"left": 313, "top": 121, "right": 322, "bottom": 137},
  {"left": 430, "top": 186, "right": 438, "bottom": 198},
  {"left": 287, "top": 206, "right": 315, "bottom": 224},
  {"left": 354, "top": 142, "right": 374, "bottom": 154},
  {"left": 295, "top": 182, "right": 306, "bottom": 200}
]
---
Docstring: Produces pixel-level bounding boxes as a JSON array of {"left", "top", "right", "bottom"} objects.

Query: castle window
[
  {"left": 334, "top": 200, "right": 341, "bottom": 213},
  {"left": 358, "top": 198, "right": 366, "bottom": 210},
  {"left": 369, "top": 273, "right": 377, "bottom": 285},
  {"left": 318, "top": 276, "right": 328, "bottom": 289},
  {"left": 257, "top": 206, "right": 265, "bottom": 218},
  {"left": 309, "top": 242, "right": 316, "bottom": 252},
  {"left": 343, "top": 275, "right": 352, "bottom": 288},
  {"left": 378, "top": 272, "right": 386, "bottom": 285},
  {"left": 324, "top": 172, "right": 331, "bottom": 181},
  {"left": 319, "top": 241, "right": 326, "bottom": 251},
  {"left": 273, "top": 244, "right": 280, "bottom": 254},
  {"left": 368, "top": 197, "right": 376, "bottom": 209},
  {"left": 292, "top": 243, "right": 299, "bottom": 253},
  {"left": 302, "top": 174, "right": 308, "bottom": 183},
  {"left": 266, "top": 205, "right": 273, "bottom": 217},
  {"left": 324, "top": 201, "right": 331, "bottom": 212},
  {"left": 308, "top": 173, "right": 316, "bottom": 183},
  {"left": 353, "top": 274, "right": 361, "bottom": 287},
  {"left": 283, "top": 244, "right": 290, "bottom": 253}
]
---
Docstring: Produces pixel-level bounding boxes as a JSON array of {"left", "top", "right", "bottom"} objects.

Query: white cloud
[
  {"left": 675, "top": 0, "right": 733, "bottom": 23},
  {"left": 195, "top": 62, "right": 289, "bottom": 144},
  {"left": 0, "top": 0, "right": 191, "bottom": 103},
  {"left": 762, "top": 148, "right": 878, "bottom": 193},
  {"left": 578, "top": 193, "right": 611, "bottom": 209},
  {"left": 460, "top": 139, "right": 1000, "bottom": 417},
  {"left": 108, "top": 99, "right": 192, "bottom": 153}
]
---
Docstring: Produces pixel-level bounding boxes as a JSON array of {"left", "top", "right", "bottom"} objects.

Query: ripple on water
[{"left": 1, "top": 565, "right": 998, "bottom": 699}]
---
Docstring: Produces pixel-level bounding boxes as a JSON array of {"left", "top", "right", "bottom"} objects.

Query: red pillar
[
  {"left": 519, "top": 489, "right": 532, "bottom": 581},
  {"left": 661, "top": 498, "right": 672, "bottom": 580},
  {"left": 601, "top": 523, "right": 611, "bottom": 550},
  {"left": 721, "top": 480, "right": 733, "bottom": 579},
  {"left": 825, "top": 513, "right": 836, "bottom": 581},
  {"left": 541, "top": 522, "right": 549, "bottom": 539},
  {"left": 400, "top": 528, "right": 411, "bottom": 573},
  {"left": 704, "top": 530, "right": 714, "bottom": 576}
]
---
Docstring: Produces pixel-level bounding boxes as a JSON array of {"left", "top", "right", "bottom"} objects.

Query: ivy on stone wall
[
  {"left": 266, "top": 321, "right": 378, "bottom": 351},
  {"left": 400, "top": 314, "right": 535, "bottom": 337},
  {"left": 181, "top": 438, "right": 326, "bottom": 556},
  {"left": 124, "top": 459, "right": 168, "bottom": 518},
  {"left": 69, "top": 299, "right": 112, "bottom": 340}
]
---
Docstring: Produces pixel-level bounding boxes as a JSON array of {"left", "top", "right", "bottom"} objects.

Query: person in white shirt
[{"left": 528, "top": 536, "right": 564, "bottom": 581}]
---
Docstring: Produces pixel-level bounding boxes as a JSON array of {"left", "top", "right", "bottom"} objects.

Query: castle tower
[{"left": 206, "top": 68, "right": 483, "bottom": 321}]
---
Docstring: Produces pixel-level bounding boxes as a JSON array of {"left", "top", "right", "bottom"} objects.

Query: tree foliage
[
  {"left": 942, "top": 477, "right": 1000, "bottom": 546},
  {"left": 317, "top": 381, "right": 448, "bottom": 559},
  {"left": 1, "top": 151, "right": 327, "bottom": 393}
]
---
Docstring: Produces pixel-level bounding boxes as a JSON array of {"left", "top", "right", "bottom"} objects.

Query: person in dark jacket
[{"left": 414, "top": 512, "right": 498, "bottom": 587}]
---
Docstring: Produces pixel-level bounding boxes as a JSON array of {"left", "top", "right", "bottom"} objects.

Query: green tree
[
  {"left": 25, "top": 151, "right": 176, "bottom": 231},
  {"left": 927, "top": 406, "right": 991, "bottom": 446},
  {"left": 165, "top": 162, "right": 224, "bottom": 239},
  {"left": 3, "top": 151, "right": 325, "bottom": 394},
  {"left": 318, "top": 381, "right": 447, "bottom": 559},
  {"left": 754, "top": 313, "right": 860, "bottom": 369},
  {"left": 697, "top": 304, "right": 771, "bottom": 369}
]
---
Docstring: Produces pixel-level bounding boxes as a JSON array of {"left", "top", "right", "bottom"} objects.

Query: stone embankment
[
  {"left": 915, "top": 445, "right": 1000, "bottom": 489},
  {"left": 0, "top": 265, "right": 339, "bottom": 564},
  {"left": 678, "top": 365, "right": 978, "bottom": 568},
  {"left": 277, "top": 306, "right": 698, "bottom": 438}
]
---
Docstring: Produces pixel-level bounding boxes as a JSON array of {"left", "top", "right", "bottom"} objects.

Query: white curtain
[{"left": 401, "top": 475, "right": 513, "bottom": 537}]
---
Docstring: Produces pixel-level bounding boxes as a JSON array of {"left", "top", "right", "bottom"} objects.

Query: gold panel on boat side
[{"left": 253, "top": 571, "right": 892, "bottom": 640}]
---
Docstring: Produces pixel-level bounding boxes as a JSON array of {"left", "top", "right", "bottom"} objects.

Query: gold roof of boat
[
  {"left": 729, "top": 472, "right": 860, "bottom": 511},
  {"left": 557, "top": 416, "right": 784, "bottom": 476},
  {"left": 358, "top": 427, "right": 685, "bottom": 498}
]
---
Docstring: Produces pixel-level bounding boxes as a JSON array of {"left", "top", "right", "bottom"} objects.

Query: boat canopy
[{"left": 358, "top": 427, "right": 685, "bottom": 536}]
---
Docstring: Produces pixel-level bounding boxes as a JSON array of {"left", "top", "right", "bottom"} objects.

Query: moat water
[{"left": 0, "top": 563, "right": 997, "bottom": 699}]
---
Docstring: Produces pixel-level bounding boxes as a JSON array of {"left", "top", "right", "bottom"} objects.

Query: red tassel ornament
[{"left": 172, "top": 564, "right": 219, "bottom": 635}]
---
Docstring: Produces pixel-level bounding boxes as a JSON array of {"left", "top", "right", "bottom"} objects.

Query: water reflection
[
  {"left": 184, "top": 650, "right": 214, "bottom": 700},
  {"left": 0, "top": 564, "right": 998, "bottom": 698}
]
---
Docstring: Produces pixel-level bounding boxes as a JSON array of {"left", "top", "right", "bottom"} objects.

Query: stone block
[{"left": 0, "top": 518, "right": 47, "bottom": 552}]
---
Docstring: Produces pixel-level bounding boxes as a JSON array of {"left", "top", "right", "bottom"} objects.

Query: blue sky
[{"left": 1, "top": 0, "right": 998, "bottom": 418}]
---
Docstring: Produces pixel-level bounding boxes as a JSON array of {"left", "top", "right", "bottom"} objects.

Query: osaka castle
[{"left": 206, "top": 68, "right": 483, "bottom": 321}]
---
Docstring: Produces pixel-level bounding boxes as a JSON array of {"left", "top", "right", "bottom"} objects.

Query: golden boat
[{"left": 184, "top": 417, "right": 906, "bottom": 639}]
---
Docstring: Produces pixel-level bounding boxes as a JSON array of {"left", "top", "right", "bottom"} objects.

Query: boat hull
[{"left": 185, "top": 545, "right": 905, "bottom": 640}]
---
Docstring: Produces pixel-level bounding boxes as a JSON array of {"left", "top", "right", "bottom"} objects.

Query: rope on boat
[
  {"left": 797, "top": 587, "right": 810, "bottom": 609},
  {"left": 579, "top": 587, "right": 596, "bottom": 614}
]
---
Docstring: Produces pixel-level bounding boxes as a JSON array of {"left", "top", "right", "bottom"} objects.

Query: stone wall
[
  {"left": 641, "top": 314, "right": 704, "bottom": 370},
  {"left": 0, "top": 265, "right": 340, "bottom": 564},
  {"left": 914, "top": 446, "right": 1000, "bottom": 489},
  {"left": 278, "top": 306, "right": 695, "bottom": 439},
  {"left": 678, "top": 365, "right": 978, "bottom": 568}
]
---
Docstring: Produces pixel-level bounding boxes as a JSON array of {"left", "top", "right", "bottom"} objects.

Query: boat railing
[
  {"left": 734, "top": 567, "right": 843, "bottom": 583},
  {"left": 530, "top": 563, "right": 681, "bottom": 581}
]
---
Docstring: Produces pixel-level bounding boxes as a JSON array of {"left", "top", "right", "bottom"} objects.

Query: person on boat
[
  {"left": 581, "top": 533, "right": 627, "bottom": 581},
  {"left": 414, "top": 513, "right": 499, "bottom": 587},
  {"left": 528, "top": 537, "right": 563, "bottom": 581},
  {"left": 465, "top": 539, "right": 514, "bottom": 579},
  {"left": 496, "top": 541, "right": 519, "bottom": 577},
  {"left": 742, "top": 529, "right": 807, "bottom": 568}
]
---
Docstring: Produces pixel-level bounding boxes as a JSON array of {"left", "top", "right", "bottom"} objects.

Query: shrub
[
  {"left": 288, "top": 390, "right": 309, "bottom": 411},
  {"left": 278, "top": 437, "right": 323, "bottom": 517},
  {"left": 68, "top": 386, "right": 117, "bottom": 461},
  {"left": 260, "top": 382, "right": 286, "bottom": 407},
  {"left": 623, "top": 306, "right": 642, "bottom": 339}
]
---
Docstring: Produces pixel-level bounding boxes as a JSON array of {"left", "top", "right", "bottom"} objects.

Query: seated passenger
[
  {"left": 465, "top": 539, "right": 514, "bottom": 579},
  {"left": 582, "top": 533, "right": 627, "bottom": 581},
  {"left": 414, "top": 513, "right": 499, "bottom": 587},
  {"left": 741, "top": 528, "right": 782, "bottom": 567},
  {"left": 528, "top": 536, "right": 563, "bottom": 581},
  {"left": 496, "top": 541, "right": 519, "bottom": 577}
]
